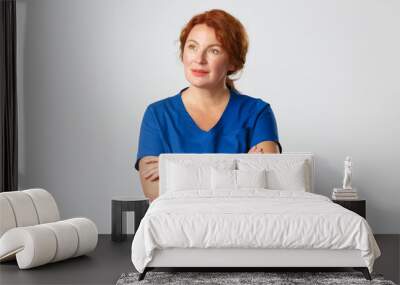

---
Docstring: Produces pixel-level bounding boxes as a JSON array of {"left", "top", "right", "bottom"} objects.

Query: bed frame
[
  {"left": 137, "top": 153, "right": 372, "bottom": 281},
  {"left": 140, "top": 248, "right": 371, "bottom": 280}
]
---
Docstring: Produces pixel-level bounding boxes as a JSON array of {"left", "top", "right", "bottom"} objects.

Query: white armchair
[{"left": 0, "top": 188, "right": 98, "bottom": 269}]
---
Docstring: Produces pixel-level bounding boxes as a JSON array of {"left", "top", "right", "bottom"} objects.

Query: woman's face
[{"left": 182, "top": 24, "right": 234, "bottom": 90}]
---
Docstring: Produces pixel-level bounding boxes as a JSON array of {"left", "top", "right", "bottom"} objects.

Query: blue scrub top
[{"left": 134, "top": 87, "right": 282, "bottom": 171}]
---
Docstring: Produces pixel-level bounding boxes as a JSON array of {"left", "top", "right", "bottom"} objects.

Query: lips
[{"left": 191, "top": 69, "right": 209, "bottom": 77}]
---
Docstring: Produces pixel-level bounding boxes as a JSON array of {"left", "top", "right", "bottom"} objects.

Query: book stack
[{"left": 332, "top": 188, "right": 359, "bottom": 200}]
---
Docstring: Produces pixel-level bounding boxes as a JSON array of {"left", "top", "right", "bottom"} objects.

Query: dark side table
[
  {"left": 332, "top": 199, "right": 366, "bottom": 219},
  {"left": 112, "top": 196, "right": 149, "bottom": 242}
]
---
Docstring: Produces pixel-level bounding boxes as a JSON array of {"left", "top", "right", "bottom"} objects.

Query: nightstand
[
  {"left": 332, "top": 199, "right": 366, "bottom": 219},
  {"left": 111, "top": 196, "right": 149, "bottom": 242}
]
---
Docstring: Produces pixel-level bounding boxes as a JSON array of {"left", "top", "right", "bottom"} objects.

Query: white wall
[{"left": 17, "top": 0, "right": 400, "bottom": 234}]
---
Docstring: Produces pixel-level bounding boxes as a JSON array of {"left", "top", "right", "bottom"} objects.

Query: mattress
[{"left": 131, "top": 189, "right": 381, "bottom": 273}]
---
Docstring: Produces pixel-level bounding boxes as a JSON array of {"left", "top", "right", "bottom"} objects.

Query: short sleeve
[
  {"left": 250, "top": 103, "right": 282, "bottom": 153},
  {"left": 134, "top": 105, "right": 165, "bottom": 171}
]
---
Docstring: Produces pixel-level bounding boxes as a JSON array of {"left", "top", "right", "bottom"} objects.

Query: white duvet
[{"left": 131, "top": 189, "right": 381, "bottom": 273}]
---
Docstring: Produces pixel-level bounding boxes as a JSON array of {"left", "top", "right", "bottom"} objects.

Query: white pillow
[
  {"left": 211, "top": 168, "right": 268, "bottom": 190},
  {"left": 237, "top": 169, "right": 267, "bottom": 188},
  {"left": 267, "top": 161, "right": 307, "bottom": 191},
  {"left": 165, "top": 159, "right": 236, "bottom": 192},
  {"left": 211, "top": 168, "right": 236, "bottom": 190},
  {"left": 237, "top": 159, "right": 308, "bottom": 191},
  {"left": 166, "top": 162, "right": 210, "bottom": 191}
]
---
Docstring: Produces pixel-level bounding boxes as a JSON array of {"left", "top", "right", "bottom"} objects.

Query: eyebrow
[{"left": 187, "top": 39, "right": 222, "bottom": 48}]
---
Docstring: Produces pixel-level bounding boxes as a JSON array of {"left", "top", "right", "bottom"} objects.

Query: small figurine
[{"left": 342, "top": 156, "right": 352, "bottom": 190}]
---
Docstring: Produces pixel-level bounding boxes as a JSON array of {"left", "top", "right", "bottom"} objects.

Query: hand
[
  {"left": 248, "top": 145, "right": 264, "bottom": 154},
  {"left": 140, "top": 156, "right": 159, "bottom": 181}
]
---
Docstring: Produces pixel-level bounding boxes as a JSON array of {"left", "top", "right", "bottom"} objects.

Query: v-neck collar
[{"left": 177, "top": 87, "right": 235, "bottom": 135}]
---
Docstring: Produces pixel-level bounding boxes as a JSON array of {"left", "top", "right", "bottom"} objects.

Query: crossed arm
[{"left": 138, "top": 141, "right": 280, "bottom": 202}]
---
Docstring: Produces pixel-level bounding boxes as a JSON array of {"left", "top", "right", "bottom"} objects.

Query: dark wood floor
[{"left": 0, "top": 234, "right": 398, "bottom": 285}]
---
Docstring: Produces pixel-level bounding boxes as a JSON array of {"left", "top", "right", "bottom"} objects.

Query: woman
[{"left": 135, "top": 9, "right": 282, "bottom": 202}]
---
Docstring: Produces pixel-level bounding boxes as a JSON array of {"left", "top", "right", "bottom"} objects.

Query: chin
[
  {"left": 189, "top": 81, "right": 212, "bottom": 89},
  {"left": 186, "top": 77, "right": 213, "bottom": 89}
]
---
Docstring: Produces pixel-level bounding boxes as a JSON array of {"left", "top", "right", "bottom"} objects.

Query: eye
[
  {"left": 187, "top": 44, "right": 196, "bottom": 50},
  {"left": 210, "top": 48, "right": 220, "bottom": 55}
]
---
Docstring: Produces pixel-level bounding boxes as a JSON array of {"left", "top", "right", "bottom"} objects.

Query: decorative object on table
[
  {"left": 343, "top": 156, "right": 353, "bottom": 190},
  {"left": 0, "top": 188, "right": 98, "bottom": 269},
  {"left": 116, "top": 271, "right": 394, "bottom": 285},
  {"left": 112, "top": 196, "right": 149, "bottom": 242},
  {"left": 332, "top": 156, "right": 359, "bottom": 200}
]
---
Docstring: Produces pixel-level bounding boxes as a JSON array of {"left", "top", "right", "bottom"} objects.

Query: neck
[{"left": 184, "top": 83, "right": 230, "bottom": 109}]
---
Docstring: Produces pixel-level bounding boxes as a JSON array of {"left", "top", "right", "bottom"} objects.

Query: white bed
[{"left": 131, "top": 153, "right": 381, "bottom": 281}]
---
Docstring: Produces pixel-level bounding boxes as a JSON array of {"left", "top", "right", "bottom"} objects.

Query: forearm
[
  {"left": 138, "top": 158, "right": 159, "bottom": 202},
  {"left": 139, "top": 175, "right": 159, "bottom": 202}
]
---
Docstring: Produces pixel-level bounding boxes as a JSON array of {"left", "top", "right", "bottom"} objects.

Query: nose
[{"left": 194, "top": 50, "right": 207, "bottom": 64}]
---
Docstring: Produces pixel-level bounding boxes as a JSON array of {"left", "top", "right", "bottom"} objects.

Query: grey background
[{"left": 16, "top": 0, "right": 400, "bottom": 234}]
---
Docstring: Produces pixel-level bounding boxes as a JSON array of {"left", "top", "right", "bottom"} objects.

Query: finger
[
  {"left": 148, "top": 172, "right": 160, "bottom": 182},
  {"left": 144, "top": 169, "right": 158, "bottom": 180},
  {"left": 249, "top": 145, "right": 262, "bottom": 153},
  {"left": 142, "top": 165, "right": 158, "bottom": 175},
  {"left": 143, "top": 164, "right": 158, "bottom": 172},
  {"left": 252, "top": 148, "right": 263, "bottom": 154},
  {"left": 144, "top": 168, "right": 159, "bottom": 180},
  {"left": 142, "top": 167, "right": 156, "bottom": 178},
  {"left": 142, "top": 156, "right": 159, "bottom": 163},
  {"left": 145, "top": 158, "right": 159, "bottom": 164},
  {"left": 149, "top": 175, "right": 159, "bottom": 182},
  {"left": 248, "top": 145, "right": 256, "bottom": 153}
]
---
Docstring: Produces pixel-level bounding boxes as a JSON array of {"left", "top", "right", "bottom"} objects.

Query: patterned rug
[{"left": 116, "top": 271, "right": 397, "bottom": 285}]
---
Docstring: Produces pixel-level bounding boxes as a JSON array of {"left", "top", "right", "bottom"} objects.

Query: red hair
[{"left": 179, "top": 9, "right": 249, "bottom": 90}]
